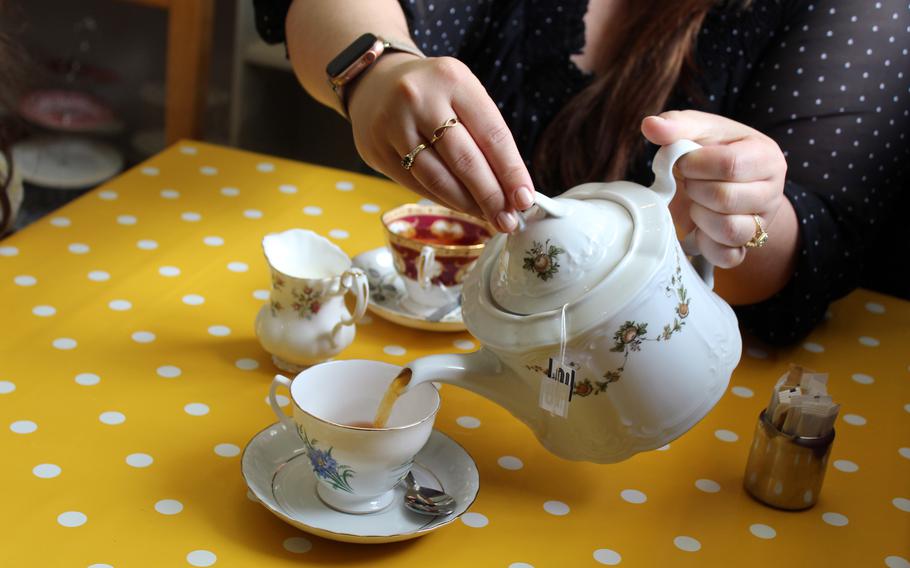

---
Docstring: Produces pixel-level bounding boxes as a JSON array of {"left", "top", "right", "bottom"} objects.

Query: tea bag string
[{"left": 558, "top": 302, "right": 569, "bottom": 370}]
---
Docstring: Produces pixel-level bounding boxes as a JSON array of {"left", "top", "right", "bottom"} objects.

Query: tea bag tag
[{"left": 539, "top": 357, "right": 574, "bottom": 419}]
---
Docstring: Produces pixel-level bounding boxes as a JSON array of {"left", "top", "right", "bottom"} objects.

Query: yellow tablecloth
[{"left": 1, "top": 142, "right": 908, "bottom": 567}]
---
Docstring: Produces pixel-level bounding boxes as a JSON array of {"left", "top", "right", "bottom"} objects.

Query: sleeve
[
  {"left": 253, "top": 0, "right": 292, "bottom": 44},
  {"left": 730, "top": 0, "right": 910, "bottom": 345}
]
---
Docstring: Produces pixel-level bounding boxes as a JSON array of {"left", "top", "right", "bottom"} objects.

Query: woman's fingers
[
  {"left": 379, "top": 147, "right": 471, "bottom": 215},
  {"left": 689, "top": 203, "right": 762, "bottom": 248},
  {"left": 676, "top": 138, "right": 785, "bottom": 182},
  {"left": 684, "top": 179, "right": 777, "bottom": 215},
  {"left": 692, "top": 227, "right": 747, "bottom": 269}
]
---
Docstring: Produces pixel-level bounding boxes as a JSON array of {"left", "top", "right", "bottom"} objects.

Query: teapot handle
[{"left": 649, "top": 139, "right": 716, "bottom": 290}]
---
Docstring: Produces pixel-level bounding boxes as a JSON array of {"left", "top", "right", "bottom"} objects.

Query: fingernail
[
  {"left": 496, "top": 211, "right": 518, "bottom": 233},
  {"left": 514, "top": 186, "right": 535, "bottom": 211}
]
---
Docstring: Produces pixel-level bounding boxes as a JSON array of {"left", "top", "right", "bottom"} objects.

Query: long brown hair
[{"left": 533, "top": 0, "right": 719, "bottom": 189}]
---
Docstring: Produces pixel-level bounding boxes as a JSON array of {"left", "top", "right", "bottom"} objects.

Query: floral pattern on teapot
[{"left": 524, "top": 249, "right": 691, "bottom": 398}]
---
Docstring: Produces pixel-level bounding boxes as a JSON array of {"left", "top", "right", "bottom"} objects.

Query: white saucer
[
  {"left": 242, "top": 423, "right": 479, "bottom": 544},
  {"left": 352, "top": 247, "right": 466, "bottom": 332}
]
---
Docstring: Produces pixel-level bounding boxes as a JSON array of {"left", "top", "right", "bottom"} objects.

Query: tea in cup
[
  {"left": 381, "top": 204, "right": 493, "bottom": 310},
  {"left": 255, "top": 229, "right": 369, "bottom": 371},
  {"left": 268, "top": 360, "right": 440, "bottom": 514}
]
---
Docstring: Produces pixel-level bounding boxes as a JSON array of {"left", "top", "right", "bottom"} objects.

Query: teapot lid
[{"left": 489, "top": 193, "right": 633, "bottom": 315}]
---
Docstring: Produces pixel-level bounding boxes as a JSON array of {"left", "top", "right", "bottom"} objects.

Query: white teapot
[{"left": 405, "top": 140, "right": 742, "bottom": 463}]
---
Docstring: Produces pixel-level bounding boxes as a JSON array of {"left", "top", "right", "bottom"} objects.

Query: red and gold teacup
[{"left": 381, "top": 204, "right": 493, "bottom": 309}]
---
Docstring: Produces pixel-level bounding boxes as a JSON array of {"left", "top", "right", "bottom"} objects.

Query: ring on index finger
[{"left": 430, "top": 117, "right": 459, "bottom": 145}]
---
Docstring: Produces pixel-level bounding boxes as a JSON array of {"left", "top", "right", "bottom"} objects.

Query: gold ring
[
  {"left": 430, "top": 117, "right": 459, "bottom": 145},
  {"left": 401, "top": 143, "right": 428, "bottom": 171},
  {"left": 745, "top": 214, "right": 769, "bottom": 248}
]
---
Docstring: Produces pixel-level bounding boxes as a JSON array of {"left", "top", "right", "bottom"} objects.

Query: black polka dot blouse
[{"left": 255, "top": 0, "right": 910, "bottom": 346}]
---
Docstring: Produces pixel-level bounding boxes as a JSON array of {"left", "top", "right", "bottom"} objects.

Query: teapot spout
[{"left": 405, "top": 349, "right": 531, "bottom": 413}]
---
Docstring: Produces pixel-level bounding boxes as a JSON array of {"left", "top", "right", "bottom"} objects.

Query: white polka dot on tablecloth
[
  {"left": 243, "top": 209, "right": 263, "bottom": 219},
  {"left": 186, "top": 550, "right": 217, "bottom": 566},
  {"left": 509, "top": 563, "right": 534, "bottom": 568},
  {"left": 214, "top": 443, "right": 240, "bottom": 457},
  {"left": 593, "top": 549, "right": 622, "bottom": 565},
  {"left": 256, "top": 162, "right": 275, "bottom": 173},
  {"left": 179, "top": 146, "right": 197, "bottom": 155},
  {"left": 253, "top": 289, "right": 269, "bottom": 300},
  {"left": 117, "top": 214, "right": 137, "bottom": 225},
  {"left": 57, "top": 511, "right": 87, "bottom": 527},
  {"left": 0, "top": 381, "right": 14, "bottom": 394},
  {"left": 456, "top": 416, "right": 481, "bottom": 429},
  {"left": 620, "top": 489, "right": 647, "bottom": 504},
  {"left": 657, "top": 443, "right": 670, "bottom": 451},
  {"left": 905, "top": 404, "right": 910, "bottom": 414},
  {"left": 460, "top": 512, "right": 488, "bottom": 527},
  {"left": 227, "top": 262, "right": 248, "bottom": 273},
  {"left": 126, "top": 453, "right": 153, "bottom": 468},
  {"left": 132, "top": 331, "right": 156, "bottom": 343},
  {"left": 695, "top": 479, "right": 721, "bottom": 493},
  {"left": 161, "top": 189, "right": 180, "bottom": 199},
  {"left": 14, "top": 275, "right": 36, "bottom": 286},
  {"left": 749, "top": 524, "right": 776, "bottom": 539},
  {"left": 53, "top": 338, "right": 77, "bottom": 350},
  {"left": 278, "top": 184, "right": 297, "bottom": 194},
  {"left": 833, "top": 459, "right": 859, "bottom": 473},
  {"left": 33, "top": 464, "right": 61, "bottom": 478},
  {"left": 361, "top": 203, "right": 381, "bottom": 213},
  {"left": 203, "top": 236, "right": 224, "bottom": 247},
  {"left": 88, "top": 270, "right": 110, "bottom": 282},
  {"left": 49, "top": 216, "right": 71, "bottom": 227},
  {"left": 33, "top": 305, "right": 56, "bottom": 317},
  {"left": 899, "top": 448, "right": 910, "bottom": 460},
  {"left": 822, "top": 512, "right": 848, "bottom": 526},
  {"left": 208, "top": 325, "right": 231, "bottom": 337},
  {"left": 802, "top": 342, "right": 824, "bottom": 353},
  {"left": 283, "top": 537, "right": 312, "bottom": 553},
  {"left": 98, "top": 190, "right": 118, "bottom": 200},
  {"left": 498, "top": 456, "right": 523, "bottom": 470},
  {"left": 108, "top": 300, "right": 132, "bottom": 311},
  {"left": 267, "top": 394, "right": 290, "bottom": 408},
  {"left": 75, "top": 373, "right": 100, "bottom": 386},
  {"left": 235, "top": 358, "right": 259, "bottom": 370},
  {"left": 141, "top": 166, "right": 159, "bottom": 175},
  {"left": 183, "top": 294, "right": 205, "bottom": 306},
  {"left": 893, "top": 497, "right": 910, "bottom": 512},
  {"left": 885, "top": 556, "right": 910, "bottom": 568},
  {"left": 543, "top": 500, "right": 570, "bottom": 515},
  {"left": 220, "top": 187, "right": 239, "bottom": 197},
  {"left": 181, "top": 212, "right": 202, "bottom": 222},
  {"left": 731, "top": 386, "right": 754, "bottom": 398},
  {"left": 864, "top": 302, "right": 885, "bottom": 314},
  {"left": 851, "top": 373, "right": 875, "bottom": 384},
  {"left": 68, "top": 243, "right": 90, "bottom": 254},
  {"left": 200, "top": 166, "right": 218, "bottom": 176},
  {"left": 714, "top": 429, "right": 738, "bottom": 442},
  {"left": 157, "top": 365, "right": 181, "bottom": 378},
  {"left": 99, "top": 411, "right": 125, "bottom": 425},
  {"left": 302, "top": 206, "right": 322, "bottom": 216},
  {"left": 328, "top": 229, "right": 349, "bottom": 239},
  {"left": 10, "top": 420, "right": 37, "bottom": 434},
  {"left": 674, "top": 536, "right": 701, "bottom": 552},
  {"left": 746, "top": 347, "right": 768, "bottom": 359},
  {"left": 184, "top": 403, "right": 209, "bottom": 416},
  {"left": 335, "top": 181, "right": 354, "bottom": 191},
  {"left": 155, "top": 499, "right": 183, "bottom": 515},
  {"left": 137, "top": 239, "right": 158, "bottom": 250},
  {"left": 454, "top": 339, "right": 476, "bottom": 350},
  {"left": 858, "top": 336, "right": 880, "bottom": 347},
  {"left": 0, "top": 245, "right": 18, "bottom": 256},
  {"left": 843, "top": 413, "right": 867, "bottom": 426},
  {"left": 383, "top": 345, "right": 406, "bottom": 356},
  {"left": 159, "top": 266, "right": 180, "bottom": 277}
]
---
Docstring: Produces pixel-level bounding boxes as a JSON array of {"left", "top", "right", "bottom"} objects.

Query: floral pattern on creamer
[
  {"left": 300, "top": 427, "right": 355, "bottom": 493},
  {"left": 291, "top": 286, "right": 322, "bottom": 319},
  {"left": 523, "top": 239, "right": 565, "bottom": 281}
]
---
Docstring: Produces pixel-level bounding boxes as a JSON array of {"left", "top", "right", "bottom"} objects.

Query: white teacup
[
  {"left": 268, "top": 360, "right": 440, "bottom": 514},
  {"left": 255, "top": 229, "right": 369, "bottom": 371}
]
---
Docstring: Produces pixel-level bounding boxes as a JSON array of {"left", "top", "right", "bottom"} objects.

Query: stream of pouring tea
[{"left": 372, "top": 368, "right": 412, "bottom": 428}]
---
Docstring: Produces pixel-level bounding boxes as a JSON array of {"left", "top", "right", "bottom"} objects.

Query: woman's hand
[
  {"left": 641, "top": 110, "right": 788, "bottom": 269},
  {"left": 347, "top": 54, "right": 536, "bottom": 232}
]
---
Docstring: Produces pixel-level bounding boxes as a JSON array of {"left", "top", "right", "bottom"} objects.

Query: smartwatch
[{"left": 326, "top": 33, "right": 424, "bottom": 117}]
